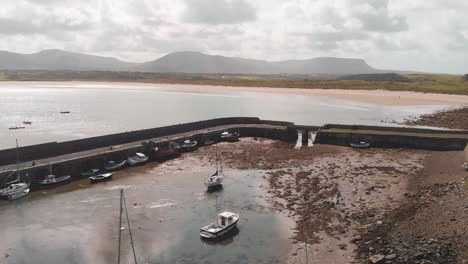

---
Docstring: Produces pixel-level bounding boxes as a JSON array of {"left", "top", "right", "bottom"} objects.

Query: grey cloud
[
  {"left": 355, "top": 0, "right": 408, "bottom": 32},
  {"left": 183, "top": 0, "right": 256, "bottom": 24},
  {"left": 0, "top": 16, "right": 92, "bottom": 35}
]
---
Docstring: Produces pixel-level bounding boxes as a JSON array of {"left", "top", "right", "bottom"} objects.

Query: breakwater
[
  {"left": 1, "top": 118, "right": 468, "bottom": 189},
  {"left": 315, "top": 124, "right": 468, "bottom": 151}
]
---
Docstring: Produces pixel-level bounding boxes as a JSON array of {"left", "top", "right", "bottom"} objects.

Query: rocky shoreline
[
  {"left": 196, "top": 138, "right": 467, "bottom": 264},
  {"left": 405, "top": 106, "right": 468, "bottom": 130}
]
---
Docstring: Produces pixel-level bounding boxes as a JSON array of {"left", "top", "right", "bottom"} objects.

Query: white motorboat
[
  {"left": 0, "top": 182, "right": 30, "bottom": 197},
  {"left": 89, "top": 173, "right": 113, "bottom": 184},
  {"left": 105, "top": 160, "right": 127, "bottom": 171},
  {"left": 350, "top": 141, "right": 371, "bottom": 148},
  {"left": 127, "top": 153, "right": 149, "bottom": 166},
  {"left": 200, "top": 212, "right": 239, "bottom": 240},
  {"left": 7, "top": 188, "right": 30, "bottom": 200},
  {"left": 81, "top": 169, "right": 100, "bottom": 177}
]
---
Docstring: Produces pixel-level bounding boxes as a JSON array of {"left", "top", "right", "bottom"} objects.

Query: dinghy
[
  {"left": 350, "top": 141, "right": 371, "bottom": 149},
  {"left": 105, "top": 160, "right": 127, "bottom": 171},
  {"left": 89, "top": 173, "right": 113, "bottom": 184}
]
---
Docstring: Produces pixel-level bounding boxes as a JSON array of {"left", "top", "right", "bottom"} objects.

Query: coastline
[{"left": 1, "top": 80, "right": 468, "bottom": 107}]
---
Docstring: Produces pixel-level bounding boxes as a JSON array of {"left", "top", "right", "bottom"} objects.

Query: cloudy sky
[{"left": 0, "top": 0, "right": 467, "bottom": 74}]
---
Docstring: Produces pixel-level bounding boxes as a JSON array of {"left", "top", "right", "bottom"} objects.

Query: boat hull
[
  {"left": 105, "top": 160, "right": 127, "bottom": 171},
  {"left": 89, "top": 174, "right": 113, "bottom": 184},
  {"left": 7, "top": 188, "right": 30, "bottom": 200},
  {"left": 200, "top": 219, "right": 238, "bottom": 240}
]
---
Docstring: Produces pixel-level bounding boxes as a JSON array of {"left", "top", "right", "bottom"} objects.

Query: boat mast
[{"left": 117, "top": 189, "right": 138, "bottom": 264}]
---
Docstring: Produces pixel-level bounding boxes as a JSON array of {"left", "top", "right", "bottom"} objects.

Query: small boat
[
  {"left": 127, "top": 153, "right": 149, "bottom": 166},
  {"left": 60, "top": 111, "right": 71, "bottom": 114},
  {"left": 81, "top": 169, "right": 100, "bottom": 177},
  {"left": 205, "top": 145, "right": 223, "bottom": 190},
  {"left": 200, "top": 212, "right": 240, "bottom": 240},
  {"left": 350, "top": 141, "right": 371, "bottom": 149},
  {"left": 220, "top": 131, "right": 239, "bottom": 142},
  {"left": 181, "top": 140, "right": 198, "bottom": 152},
  {"left": 22, "top": 121, "right": 32, "bottom": 125},
  {"left": 37, "top": 174, "right": 71, "bottom": 188},
  {"left": 8, "top": 126, "right": 25, "bottom": 130},
  {"left": 89, "top": 173, "right": 113, "bottom": 184},
  {"left": 7, "top": 188, "right": 30, "bottom": 200},
  {"left": 105, "top": 160, "right": 127, "bottom": 171},
  {"left": 0, "top": 183, "right": 30, "bottom": 197}
]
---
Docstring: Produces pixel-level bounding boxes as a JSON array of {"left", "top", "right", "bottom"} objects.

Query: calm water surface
[
  {"left": 0, "top": 154, "right": 292, "bottom": 264},
  {"left": 0, "top": 83, "right": 448, "bottom": 149}
]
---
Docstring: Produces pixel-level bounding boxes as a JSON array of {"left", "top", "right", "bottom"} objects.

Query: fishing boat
[
  {"left": 37, "top": 174, "right": 71, "bottom": 188},
  {"left": 127, "top": 153, "right": 149, "bottom": 166},
  {"left": 220, "top": 131, "right": 239, "bottom": 142},
  {"left": 181, "top": 139, "right": 198, "bottom": 152},
  {"left": 105, "top": 160, "right": 127, "bottom": 171},
  {"left": 7, "top": 188, "right": 30, "bottom": 200},
  {"left": 143, "top": 140, "right": 180, "bottom": 160},
  {"left": 350, "top": 141, "right": 371, "bottom": 149},
  {"left": 81, "top": 168, "right": 100, "bottom": 177},
  {"left": 60, "top": 111, "right": 71, "bottom": 114},
  {"left": 22, "top": 121, "right": 32, "bottom": 125},
  {"left": 205, "top": 145, "right": 223, "bottom": 191},
  {"left": 200, "top": 212, "right": 240, "bottom": 240},
  {"left": 89, "top": 173, "right": 113, "bottom": 184},
  {"left": 0, "top": 182, "right": 30, "bottom": 197}
]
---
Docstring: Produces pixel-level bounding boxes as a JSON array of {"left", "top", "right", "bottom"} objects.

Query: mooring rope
[{"left": 122, "top": 190, "right": 138, "bottom": 264}]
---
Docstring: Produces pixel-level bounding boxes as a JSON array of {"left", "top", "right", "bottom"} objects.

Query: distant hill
[
  {"left": 0, "top": 49, "right": 382, "bottom": 75},
  {"left": 137, "top": 51, "right": 379, "bottom": 75},
  {"left": 0, "top": 50, "right": 136, "bottom": 71},
  {"left": 338, "top": 73, "right": 411, "bottom": 82}
]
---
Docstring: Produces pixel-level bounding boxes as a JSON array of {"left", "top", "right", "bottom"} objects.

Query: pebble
[{"left": 369, "top": 254, "right": 385, "bottom": 263}]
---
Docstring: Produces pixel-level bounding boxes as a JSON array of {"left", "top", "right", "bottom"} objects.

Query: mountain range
[{"left": 0, "top": 49, "right": 383, "bottom": 75}]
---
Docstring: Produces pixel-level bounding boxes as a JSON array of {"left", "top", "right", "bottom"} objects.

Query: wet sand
[
  {"left": 1, "top": 139, "right": 466, "bottom": 263},
  {"left": 2, "top": 81, "right": 468, "bottom": 107}
]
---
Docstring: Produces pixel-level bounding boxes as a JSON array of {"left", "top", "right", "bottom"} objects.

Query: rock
[
  {"left": 376, "top": 221, "right": 383, "bottom": 225},
  {"left": 369, "top": 254, "right": 385, "bottom": 263},
  {"left": 385, "top": 254, "right": 396, "bottom": 260}
]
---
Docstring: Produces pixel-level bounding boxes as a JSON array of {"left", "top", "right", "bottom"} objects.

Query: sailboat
[
  {"left": 204, "top": 146, "right": 223, "bottom": 191},
  {"left": 0, "top": 172, "right": 30, "bottom": 200}
]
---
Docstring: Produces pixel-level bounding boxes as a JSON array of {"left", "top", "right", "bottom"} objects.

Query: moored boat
[
  {"left": 23, "top": 121, "right": 32, "bottom": 125},
  {"left": 181, "top": 139, "right": 198, "bottom": 152},
  {"left": 127, "top": 153, "right": 149, "bottom": 166},
  {"left": 7, "top": 188, "right": 30, "bottom": 200},
  {"left": 220, "top": 131, "right": 239, "bottom": 142},
  {"left": 37, "top": 174, "right": 71, "bottom": 188},
  {"left": 105, "top": 160, "right": 127, "bottom": 171},
  {"left": 89, "top": 173, "right": 113, "bottom": 184},
  {"left": 200, "top": 212, "right": 239, "bottom": 240},
  {"left": 350, "top": 141, "right": 371, "bottom": 149},
  {"left": 81, "top": 169, "right": 100, "bottom": 177},
  {"left": 0, "top": 182, "right": 30, "bottom": 197},
  {"left": 60, "top": 111, "right": 71, "bottom": 114},
  {"left": 205, "top": 145, "right": 223, "bottom": 191}
]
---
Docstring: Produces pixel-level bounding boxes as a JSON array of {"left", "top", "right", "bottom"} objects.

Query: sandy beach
[{"left": 2, "top": 81, "right": 468, "bottom": 107}]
